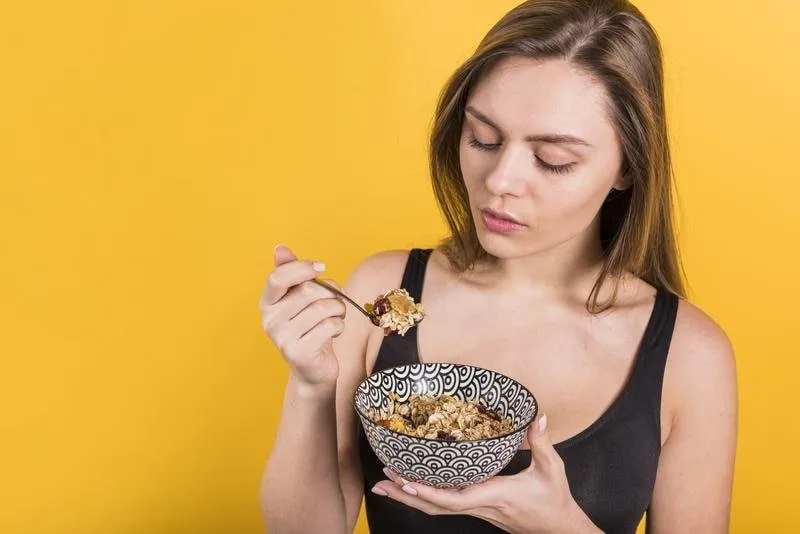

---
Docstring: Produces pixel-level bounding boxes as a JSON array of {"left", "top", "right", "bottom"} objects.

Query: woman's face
[{"left": 459, "top": 56, "right": 626, "bottom": 260}]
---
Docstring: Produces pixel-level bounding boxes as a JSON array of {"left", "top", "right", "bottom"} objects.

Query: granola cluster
[
  {"left": 368, "top": 393, "right": 513, "bottom": 440},
  {"left": 364, "top": 288, "right": 424, "bottom": 336}
]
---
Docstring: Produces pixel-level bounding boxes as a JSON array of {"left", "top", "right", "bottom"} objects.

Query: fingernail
[
  {"left": 401, "top": 485, "right": 418, "bottom": 496},
  {"left": 312, "top": 262, "right": 326, "bottom": 272},
  {"left": 273, "top": 244, "right": 283, "bottom": 253},
  {"left": 538, "top": 414, "right": 548, "bottom": 433},
  {"left": 371, "top": 485, "right": 388, "bottom": 496},
  {"left": 382, "top": 467, "right": 393, "bottom": 479},
  {"left": 399, "top": 477, "right": 411, "bottom": 486}
]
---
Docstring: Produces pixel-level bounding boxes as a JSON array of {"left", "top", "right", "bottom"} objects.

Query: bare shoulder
[
  {"left": 341, "top": 249, "right": 418, "bottom": 373},
  {"left": 669, "top": 300, "right": 736, "bottom": 382},
  {"left": 333, "top": 249, "right": 414, "bottom": 353},
  {"left": 663, "top": 298, "right": 738, "bottom": 430},
  {"left": 342, "top": 249, "right": 414, "bottom": 299}
]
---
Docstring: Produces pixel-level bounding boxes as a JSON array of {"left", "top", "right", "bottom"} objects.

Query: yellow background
[{"left": 1, "top": 1, "right": 797, "bottom": 533}]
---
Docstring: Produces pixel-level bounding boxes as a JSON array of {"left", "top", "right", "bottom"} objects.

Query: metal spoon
[{"left": 311, "top": 278, "right": 381, "bottom": 326}]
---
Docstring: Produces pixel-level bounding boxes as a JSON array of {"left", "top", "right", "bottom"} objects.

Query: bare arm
[
  {"left": 647, "top": 303, "right": 738, "bottom": 533},
  {"left": 260, "top": 247, "right": 403, "bottom": 534},
  {"left": 261, "top": 345, "right": 367, "bottom": 534},
  {"left": 262, "top": 377, "right": 352, "bottom": 534}
]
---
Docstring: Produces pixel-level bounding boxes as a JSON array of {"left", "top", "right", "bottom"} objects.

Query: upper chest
[
  {"left": 415, "top": 286, "right": 653, "bottom": 380},
  {"left": 406, "top": 284, "right": 660, "bottom": 444}
]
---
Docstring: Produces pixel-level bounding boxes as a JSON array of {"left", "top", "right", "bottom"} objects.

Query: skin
[{"left": 259, "top": 56, "right": 737, "bottom": 534}]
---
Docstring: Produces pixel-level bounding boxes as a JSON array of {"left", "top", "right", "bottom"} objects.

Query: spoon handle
[{"left": 311, "top": 278, "right": 376, "bottom": 323}]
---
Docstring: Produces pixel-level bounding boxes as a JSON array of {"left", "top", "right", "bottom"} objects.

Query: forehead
[{"left": 467, "top": 56, "right": 613, "bottom": 137}]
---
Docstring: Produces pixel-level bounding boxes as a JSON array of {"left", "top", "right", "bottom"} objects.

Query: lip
[
  {"left": 482, "top": 208, "right": 523, "bottom": 225},
  {"left": 480, "top": 208, "right": 526, "bottom": 233}
]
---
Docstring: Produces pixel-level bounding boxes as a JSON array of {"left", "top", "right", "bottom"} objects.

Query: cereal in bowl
[{"left": 367, "top": 393, "right": 513, "bottom": 440}]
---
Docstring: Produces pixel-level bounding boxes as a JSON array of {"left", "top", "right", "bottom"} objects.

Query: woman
[{"left": 259, "top": 0, "right": 737, "bottom": 532}]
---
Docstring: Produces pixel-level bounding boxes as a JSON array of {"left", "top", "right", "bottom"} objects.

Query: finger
[
  {"left": 382, "top": 467, "right": 401, "bottom": 484},
  {"left": 383, "top": 467, "right": 500, "bottom": 514},
  {"left": 319, "top": 279, "right": 346, "bottom": 320},
  {"left": 293, "top": 316, "right": 345, "bottom": 353},
  {"left": 402, "top": 477, "right": 505, "bottom": 514},
  {"left": 371, "top": 481, "right": 449, "bottom": 516},
  {"left": 526, "top": 413, "right": 562, "bottom": 474},
  {"left": 274, "top": 281, "right": 344, "bottom": 323},
  {"left": 263, "top": 258, "right": 326, "bottom": 306},
  {"left": 376, "top": 477, "right": 506, "bottom": 527},
  {"left": 285, "top": 298, "right": 346, "bottom": 339},
  {"left": 382, "top": 467, "right": 415, "bottom": 489},
  {"left": 273, "top": 244, "right": 297, "bottom": 267}
]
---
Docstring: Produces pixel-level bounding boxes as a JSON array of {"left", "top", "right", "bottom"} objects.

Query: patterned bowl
[{"left": 354, "top": 363, "right": 538, "bottom": 489}]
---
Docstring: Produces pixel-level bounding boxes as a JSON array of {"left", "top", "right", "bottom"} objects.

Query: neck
[{"left": 476, "top": 224, "right": 605, "bottom": 297}]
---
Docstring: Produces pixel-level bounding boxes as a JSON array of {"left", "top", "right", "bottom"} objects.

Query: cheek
[
  {"left": 536, "top": 168, "right": 616, "bottom": 221},
  {"left": 458, "top": 144, "right": 484, "bottom": 193}
]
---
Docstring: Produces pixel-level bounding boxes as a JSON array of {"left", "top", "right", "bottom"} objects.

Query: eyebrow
[{"left": 465, "top": 106, "right": 593, "bottom": 147}]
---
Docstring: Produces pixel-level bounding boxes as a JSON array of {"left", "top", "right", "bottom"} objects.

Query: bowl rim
[{"left": 352, "top": 362, "right": 539, "bottom": 444}]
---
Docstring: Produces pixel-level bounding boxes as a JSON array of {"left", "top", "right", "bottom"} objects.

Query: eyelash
[{"left": 468, "top": 137, "right": 575, "bottom": 175}]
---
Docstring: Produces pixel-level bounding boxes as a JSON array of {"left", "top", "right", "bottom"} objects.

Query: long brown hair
[{"left": 429, "top": 0, "right": 685, "bottom": 312}]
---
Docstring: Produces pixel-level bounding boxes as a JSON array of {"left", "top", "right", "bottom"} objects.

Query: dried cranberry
[{"left": 373, "top": 297, "right": 392, "bottom": 316}]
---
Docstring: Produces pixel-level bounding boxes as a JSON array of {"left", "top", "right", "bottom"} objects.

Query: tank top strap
[
  {"left": 630, "top": 289, "right": 680, "bottom": 413},
  {"left": 369, "top": 248, "right": 433, "bottom": 374},
  {"left": 399, "top": 248, "right": 433, "bottom": 303}
]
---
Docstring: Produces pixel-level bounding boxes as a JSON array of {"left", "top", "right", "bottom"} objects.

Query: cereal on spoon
[{"left": 364, "top": 288, "right": 425, "bottom": 336}]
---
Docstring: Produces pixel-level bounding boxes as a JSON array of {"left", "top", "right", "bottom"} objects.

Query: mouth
[
  {"left": 482, "top": 208, "right": 523, "bottom": 225},
  {"left": 479, "top": 208, "right": 526, "bottom": 233}
]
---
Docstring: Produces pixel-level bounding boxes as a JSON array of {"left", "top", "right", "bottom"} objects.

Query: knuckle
[
  {"left": 299, "top": 281, "right": 317, "bottom": 298},
  {"left": 304, "top": 300, "right": 328, "bottom": 320},
  {"left": 327, "top": 298, "right": 346, "bottom": 316},
  {"left": 334, "top": 299, "right": 347, "bottom": 316},
  {"left": 261, "top": 307, "right": 279, "bottom": 331},
  {"left": 261, "top": 315, "right": 275, "bottom": 335},
  {"left": 281, "top": 339, "right": 300, "bottom": 361},
  {"left": 317, "top": 298, "right": 338, "bottom": 315},
  {"left": 331, "top": 317, "right": 346, "bottom": 333},
  {"left": 320, "top": 316, "right": 344, "bottom": 335},
  {"left": 266, "top": 271, "right": 280, "bottom": 289},
  {"left": 270, "top": 331, "right": 288, "bottom": 353}
]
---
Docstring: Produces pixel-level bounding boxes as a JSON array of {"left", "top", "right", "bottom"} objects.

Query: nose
[{"left": 484, "top": 144, "right": 529, "bottom": 197}]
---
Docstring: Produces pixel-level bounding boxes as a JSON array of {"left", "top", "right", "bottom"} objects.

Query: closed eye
[
  {"left": 468, "top": 138, "right": 500, "bottom": 152},
  {"left": 535, "top": 157, "right": 575, "bottom": 175},
  {"left": 469, "top": 137, "right": 575, "bottom": 175}
]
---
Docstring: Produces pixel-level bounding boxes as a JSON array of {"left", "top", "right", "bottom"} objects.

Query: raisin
[
  {"left": 436, "top": 430, "right": 455, "bottom": 441},
  {"left": 477, "top": 404, "right": 502, "bottom": 421},
  {"left": 373, "top": 297, "right": 392, "bottom": 316}
]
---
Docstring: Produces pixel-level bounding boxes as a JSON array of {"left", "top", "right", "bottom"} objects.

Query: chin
[{"left": 475, "top": 228, "right": 533, "bottom": 259}]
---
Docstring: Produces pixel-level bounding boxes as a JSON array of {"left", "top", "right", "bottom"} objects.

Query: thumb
[
  {"left": 273, "top": 244, "right": 297, "bottom": 267},
  {"left": 525, "top": 413, "right": 561, "bottom": 473}
]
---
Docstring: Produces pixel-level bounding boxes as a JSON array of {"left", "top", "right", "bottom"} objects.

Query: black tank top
[{"left": 357, "top": 249, "right": 679, "bottom": 534}]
